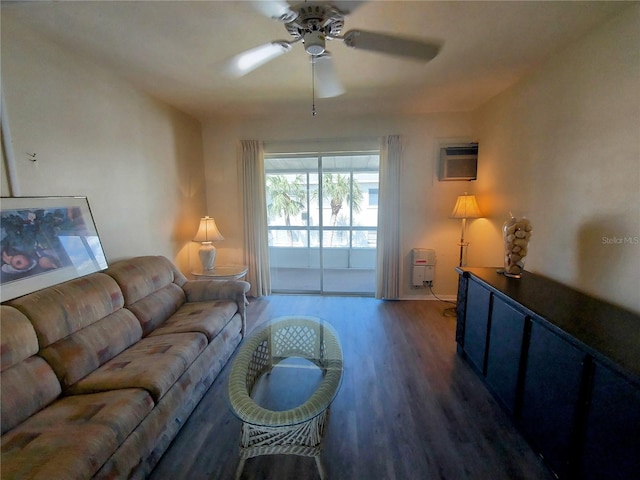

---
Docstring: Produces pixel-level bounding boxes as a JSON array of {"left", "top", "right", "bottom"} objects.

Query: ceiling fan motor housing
[{"left": 285, "top": 3, "right": 344, "bottom": 56}]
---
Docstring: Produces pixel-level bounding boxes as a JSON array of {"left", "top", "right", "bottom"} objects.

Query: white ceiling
[{"left": 2, "top": 1, "right": 630, "bottom": 120}]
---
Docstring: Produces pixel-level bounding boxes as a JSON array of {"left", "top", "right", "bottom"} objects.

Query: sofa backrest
[
  {"left": 1, "top": 306, "right": 62, "bottom": 434},
  {"left": 8, "top": 273, "right": 143, "bottom": 391},
  {"left": 105, "top": 256, "right": 187, "bottom": 336}
]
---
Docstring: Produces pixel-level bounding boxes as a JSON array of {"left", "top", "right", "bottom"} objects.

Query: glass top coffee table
[{"left": 228, "top": 316, "right": 343, "bottom": 480}]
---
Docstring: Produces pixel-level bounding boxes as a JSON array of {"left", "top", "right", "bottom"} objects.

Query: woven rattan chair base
[{"left": 235, "top": 409, "right": 329, "bottom": 479}]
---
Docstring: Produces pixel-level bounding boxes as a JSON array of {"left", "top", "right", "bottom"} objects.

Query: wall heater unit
[{"left": 412, "top": 248, "right": 436, "bottom": 286}]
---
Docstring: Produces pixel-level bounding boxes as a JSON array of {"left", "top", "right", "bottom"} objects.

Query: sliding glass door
[{"left": 265, "top": 152, "right": 379, "bottom": 295}]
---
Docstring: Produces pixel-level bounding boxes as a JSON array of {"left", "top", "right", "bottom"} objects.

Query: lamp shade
[
  {"left": 193, "top": 216, "right": 224, "bottom": 243},
  {"left": 450, "top": 193, "right": 482, "bottom": 219}
]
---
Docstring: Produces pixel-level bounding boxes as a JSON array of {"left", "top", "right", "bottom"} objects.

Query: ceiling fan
[{"left": 226, "top": 0, "right": 442, "bottom": 100}]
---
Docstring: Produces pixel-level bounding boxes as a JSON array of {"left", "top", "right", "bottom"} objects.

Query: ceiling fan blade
[
  {"left": 342, "top": 29, "right": 441, "bottom": 61},
  {"left": 330, "top": 1, "right": 368, "bottom": 15},
  {"left": 313, "top": 53, "right": 345, "bottom": 98},
  {"left": 226, "top": 41, "right": 292, "bottom": 77},
  {"left": 251, "top": 0, "right": 298, "bottom": 22}
]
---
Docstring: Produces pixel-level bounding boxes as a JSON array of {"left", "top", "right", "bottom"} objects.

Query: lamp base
[{"left": 198, "top": 242, "right": 217, "bottom": 271}]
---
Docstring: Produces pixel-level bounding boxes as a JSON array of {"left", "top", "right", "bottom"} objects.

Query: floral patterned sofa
[{"left": 1, "top": 255, "right": 249, "bottom": 479}]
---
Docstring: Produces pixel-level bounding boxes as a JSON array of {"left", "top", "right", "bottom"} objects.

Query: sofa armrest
[{"left": 182, "top": 280, "right": 250, "bottom": 335}]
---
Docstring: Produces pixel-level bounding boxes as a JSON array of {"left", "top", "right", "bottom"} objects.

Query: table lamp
[
  {"left": 193, "top": 216, "right": 224, "bottom": 271},
  {"left": 450, "top": 193, "right": 482, "bottom": 267}
]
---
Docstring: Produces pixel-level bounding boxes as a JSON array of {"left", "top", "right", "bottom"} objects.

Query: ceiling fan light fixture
[
  {"left": 313, "top": 53, "right": 345, "bottom": 98},
  {"left": 304, "top": 30, "right": 326, "bottom": 56}
]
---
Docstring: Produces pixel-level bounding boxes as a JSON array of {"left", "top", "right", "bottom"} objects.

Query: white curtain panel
[
  {"left": 240, "top": 140, "right": 271, "bottom": 297},
  {"left": 375, "top": 135, "right": 402, "bottom": 300}
]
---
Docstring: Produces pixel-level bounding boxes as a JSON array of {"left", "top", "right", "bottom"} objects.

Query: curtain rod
[
  {"left": 262, "top": 135, "right": 384, "bottom": 155},
  {"left": 262, "top": 135, "right": 381, "bottom": 145}
]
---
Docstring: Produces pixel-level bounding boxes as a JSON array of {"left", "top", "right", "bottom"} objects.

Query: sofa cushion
[
  {"left": 1, "top": 357, "right": 62, "bottom": 435},
  {"left": 106, "top": 255, "right": 188, "bottom": 305},
  {"left": 126, "top": 283, "right": 186, "bottom": 336},
  {"left": 106, "top": 256, "right": 189, "bottom": 335},
  {"left": 8, "top": 273, "right": 125, "bottom": 348},
  {"left": 39, "top": 309, "right": 143, "bottom": 390},
  {"left": 1, "top": 388, "right": 153, "bottom": 480},
  {"left": 7, "top": 273, "right": 144, "bottom": 390},
  {"left": 93, "top": 315, "right": 244, "bottom": 479},
  {"left": 182, "top": 279, "right": 250, "bottom": 335},
  {"left": 1, "top": 306, "right": 61, "bottom": 435},
  {"left": 1, "top": 305, "right": 39, "bottom": 371},
  {"left": 67, "top": 333, "right": 208, "bottom": 402},
  {"left": 148, "top": 299, "right": 239, "bottom": 341}
]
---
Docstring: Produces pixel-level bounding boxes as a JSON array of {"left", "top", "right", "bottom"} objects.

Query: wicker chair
[{"left": 228, "top": 316, "right": 343, "bottom": 480}]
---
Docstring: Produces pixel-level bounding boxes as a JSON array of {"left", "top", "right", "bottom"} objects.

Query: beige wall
[
  {"left": 1, "top": 16, "right": 207, "bottom": 274},
  {"left": 202, "top": 113, "right": 477, "bottom": 299},
  {"left": 473, "top": 5, "right": 640, "bottom": 313}
]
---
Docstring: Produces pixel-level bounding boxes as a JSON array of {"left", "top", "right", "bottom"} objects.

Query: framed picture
[{"left": 1, "top": 196, "right": 108, "bottom": 302}]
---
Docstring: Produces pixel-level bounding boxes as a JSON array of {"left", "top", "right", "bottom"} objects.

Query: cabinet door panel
[
  {"left": 463, "top": 281, "right": 491, "bottom": 374},
  {"left": 485, "top": 298, "right": 526, "bottom": 414},
  {"left": 521, "top": 321, "right": 585, "bottom": 478},
  {"left": 579, "top": 362, "right": 640, "bottom": 480},
  {"left": 455, "top": 274, "right": 468, "bottom": 345}
]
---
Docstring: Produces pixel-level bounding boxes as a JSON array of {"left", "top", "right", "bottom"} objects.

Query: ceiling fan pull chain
[{"left": 311, "top": 57, "right": 317, "bottom": 116}]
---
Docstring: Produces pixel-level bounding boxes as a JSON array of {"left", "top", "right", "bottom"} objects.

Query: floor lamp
[
  {"left": 450, "top": 193, "right": 482, "bottom": 267},
  {"left": 443, "top": 193, "right": 482, "bottom": 318}
]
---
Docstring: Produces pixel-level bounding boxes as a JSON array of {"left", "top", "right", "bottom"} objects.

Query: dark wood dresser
[{"left": 455, "top": 267, "right": 640, "bottom": 480}]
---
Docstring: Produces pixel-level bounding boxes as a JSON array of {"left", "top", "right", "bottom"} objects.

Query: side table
[{"left": 192, "top": 265, "right": 248, "bottom": 281}]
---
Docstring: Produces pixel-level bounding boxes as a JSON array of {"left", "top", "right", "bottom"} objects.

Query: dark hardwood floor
[{"left": 149, "top": 295, "right": 554, "bottom": 480}]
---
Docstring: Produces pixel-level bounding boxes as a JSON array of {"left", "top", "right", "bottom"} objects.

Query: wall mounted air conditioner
[{"left": 438, "top": 143, "right": 478, "bottom": 181}]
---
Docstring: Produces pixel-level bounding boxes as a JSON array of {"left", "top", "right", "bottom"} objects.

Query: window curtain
[
  {"left": 375, "top": 135, "right": 402, "bottom": 300},
  {"left": 240, "top": 140, "right": 271, "bottom": 297}
]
